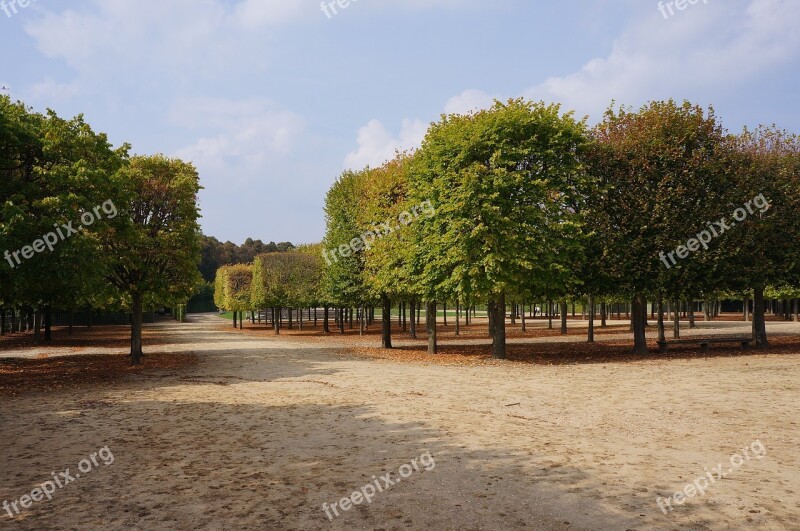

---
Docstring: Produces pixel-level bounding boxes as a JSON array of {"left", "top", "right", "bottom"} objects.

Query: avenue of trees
[
  {"left": 0, "top": 96, "right": 202, "bottom": 364},
  {"left": 217, "top": 98, "right": 800, "bottom": 359}
]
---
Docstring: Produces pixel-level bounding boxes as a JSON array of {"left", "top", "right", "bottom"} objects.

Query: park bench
[{"left": 658, "top": 336, "right": 753, "bottom": 353}]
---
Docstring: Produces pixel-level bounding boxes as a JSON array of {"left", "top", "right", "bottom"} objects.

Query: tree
[
  {"left": 101, "top": 155, "right": 202, "bottom": 364},
  {"left": 224, "top": 264, "right": 253, "bottom": 329},
  {"left": 589, "top": 100, "right": 731, "bottom": 353},
  {"left": 1, "top": 98, "right": 127, "bottom": 341},
  {"left": 360, "top": 153, "right": 421, "bottom": 349},
  {"left": 409, "top": 98, "right": 590, "bottom": 358},
  {"left": 718, "top": 127, "right": 800, "bottom": 346},
  {"left": 251, "top": 251, "right": 321, "bottom": 334},
  {"left": 321, "top": 170, "right": 370, "bottom": 332}
]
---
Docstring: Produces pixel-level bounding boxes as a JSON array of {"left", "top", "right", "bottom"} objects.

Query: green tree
[
  {"left": 589, "top": 100, "right": 731, "bottom": 353},
  {"left": 321, "top": 170, "right": 370, "bottom": 333},
  {"left": 719, "top": 127, "right": 800, "bottom": 345},
  {"left": 361, "top": 153, "right": 421, "bottom": 348},
  {"left": 409, "top": 99, "right": 590, "bottom": 358},
  {"left": 102, "top": 155, "right": 202, "bottom": 364}
]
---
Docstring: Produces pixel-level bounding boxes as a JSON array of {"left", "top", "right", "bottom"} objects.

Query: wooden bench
[{"left": 658, "top": 337, "right": 753, "bottom": 353}]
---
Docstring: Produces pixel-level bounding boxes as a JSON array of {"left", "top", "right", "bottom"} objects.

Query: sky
[{"left": 1, "top": 0, "right": 798, "bottom": 245}]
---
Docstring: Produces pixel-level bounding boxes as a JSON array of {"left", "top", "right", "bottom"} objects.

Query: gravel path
[{"left": 1, "top": 314, "right": 798, "bottom": 530}]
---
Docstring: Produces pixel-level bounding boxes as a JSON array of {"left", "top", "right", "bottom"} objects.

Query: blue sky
[{"left": 2, "top": 0, "right": 798, "bottom": 244}]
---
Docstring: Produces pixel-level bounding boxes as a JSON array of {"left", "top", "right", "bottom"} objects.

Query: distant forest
[{"left": 199, "top": 236, "right": 295, "bottom": 282}]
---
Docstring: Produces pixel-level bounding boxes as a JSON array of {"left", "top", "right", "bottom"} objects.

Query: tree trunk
[
  {"left": 273, "top": 307, "right": 280, "bottom": 335},
  {"left": 548, "top": 300, "right": 553, "bottom": 329},
  {"left": 426, "top": 301, "right": 437, "bottom": 354},
  {"left": 490, "top": 293, "right": 507, "bottom": 359},
  {"left": 44, "top": 306, "right": 52, "bottom": 341},
  {"left": 488, "top": 300, "right": 495, "bottom": 337},
  {"left": 672, "top": 299, "right": 680, "bottom": 339},
  {"left": 323, "top": 306, "right": 330, "bottom": 333},
  {"left": 521, "top": 301, "right": 526, "bottom": 332},
  {"left": 131, "top": 294, "right": 144, "bottom": 365},
  {"left": 632, "top": 293, "right": 648, "bottom": 355},
  {"left": 455, "top": 301, "right": 460, "bottom": 336},
  {"left": 410, "top": 300, "right": 417, "bottom": 339},
  {"left": 560, "top": 301, "right": 568, "bottom": 335},
  {"left": 657, "top": 295, "right": 666, "bottom": 343},
  {"left": 381, "top": 294, "right": 392, "bottom": 349},
  {"left": 587, "top": 295, "right": 595, "bottom": 343},
  {"left": 0, "top": 309, "right": 4, "bottom": 336},
  {"left": 339, "top": 308, "right": 345, "bottom": 334},
  {"left": 688, "top": 303, "right": 696, "bottom": 329},
  {"left": 32, "top": 312, "right": 41, "bottom": 344},
  {"left": 752, "top": 286, "right": 768, "bottom": 347},
  {"left": 794, "top": 299, "right": 799, "bottom": 323}
]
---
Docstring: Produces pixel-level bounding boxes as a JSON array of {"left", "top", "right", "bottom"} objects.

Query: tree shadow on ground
[
  {"left": 1, "top": 322, "right": 785, "bottom": 529},
  {"left": 0, "top": 387, "right": 724, "bottom": 530}
]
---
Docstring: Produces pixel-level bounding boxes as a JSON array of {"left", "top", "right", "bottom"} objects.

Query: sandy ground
[{"left": 1, "top": 314, "right": 799, "bottom": 530}]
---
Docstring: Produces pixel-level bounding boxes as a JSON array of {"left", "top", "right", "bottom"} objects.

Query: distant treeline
[{"left": 199, "top": 236, "right": 295, "bottom": 282}]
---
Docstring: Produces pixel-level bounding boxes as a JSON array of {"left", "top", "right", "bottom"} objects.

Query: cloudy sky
[{"left": 2, "top": 0, "right": 798, "bottom": 244}]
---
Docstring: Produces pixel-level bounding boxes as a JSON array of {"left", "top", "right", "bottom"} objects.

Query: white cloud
[
  {"left": 172, "top": 98, "right": 304, "bottom": 179},
  {"left": 523, "top": 0, "right": 800, "bottom": 121},
  {"left": 28, "top": 79, "right": 80, "bottom": 103},
  {"left": 22, "top": 0, "right": 475, "bottom": 77},
  {"left": 343, "top": 119, "right": 428, "bottom": 170},
  {"left": 24, "top": 0, "right": 246, "bottom": 77},
  {"left": 232, "top": 0, "right": 305, "bottom": 28},
  {"left": 444, "top": 89, "right": 499, "bottom": 115},
  {"left": 343, "top": 89, "right": 497, "bottom": 170},
  {"left": 343, "top": 88, "right": 498, "bottom": 170}
]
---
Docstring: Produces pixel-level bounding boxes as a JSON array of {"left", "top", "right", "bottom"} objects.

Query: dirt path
[{"left": 1, "top": 315, "right": 798, "bottom": 530}]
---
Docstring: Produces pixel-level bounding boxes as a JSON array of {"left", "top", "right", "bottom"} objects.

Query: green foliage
[
  {"left": 588, "top": 100, "right": 733, "bottom": 299},
  {"left": 408, "top": 98, "right": 591, "bottom": 304},
  {"left": 251, "top": 250, "right": 323, "bottom": 309},
  {"left": 321, "top": 170, "right": 370, "bottom": 307},
  {"left": 101, "top": 155, "right": 202, "bottom": 309},
  {"left": 224, "top": 264, "right": 253, "bottom": 312}
]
